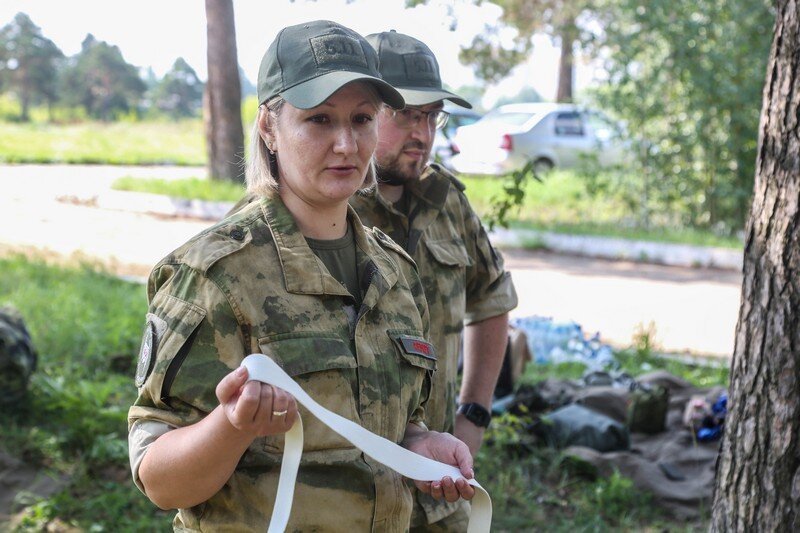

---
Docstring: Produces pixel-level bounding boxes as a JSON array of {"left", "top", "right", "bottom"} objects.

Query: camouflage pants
[{"left": 410, "top": 497, "right": 469, "bottom": 533}]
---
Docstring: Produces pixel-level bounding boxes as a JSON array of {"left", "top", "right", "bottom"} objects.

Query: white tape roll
[{"left": 241, "top": 354, "right": 492, "bottom": 533}]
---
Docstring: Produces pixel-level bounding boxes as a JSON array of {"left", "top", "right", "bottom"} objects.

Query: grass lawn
[
  {"left": 0, "top": 120, "right": 205, "bottom": 166},
  {"left": 0, "top": 256, "right": 722, "bottom": 531},
  {"left": 459, "top": 173, "right": 744, "bottom": 249},
  {"left": 109, "top": 171, "right": 743, "bottom": 249},
  {"left": 112, "top": 175, "right": 246, "bottom": 202}
]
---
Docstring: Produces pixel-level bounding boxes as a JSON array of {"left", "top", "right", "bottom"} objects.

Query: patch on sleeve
[
  {"left": 135, "top": 314, "right": 168, "bottom": 387},
  {"left": 397, "top": 335, "right": 437, "bottom": 361}
]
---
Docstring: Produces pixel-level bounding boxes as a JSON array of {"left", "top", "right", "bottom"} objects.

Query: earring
[{"left": 267, "top": 143, "right": 279, "bottom": 177}]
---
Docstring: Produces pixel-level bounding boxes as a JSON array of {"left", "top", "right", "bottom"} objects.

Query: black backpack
[{"left": 0, "top": 305, "right": 37, "bottom": 405}]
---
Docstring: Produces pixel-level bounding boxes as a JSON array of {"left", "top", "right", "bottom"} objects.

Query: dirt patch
[{"left": 0, "top": 450, "right": 69, "bottom": 527}]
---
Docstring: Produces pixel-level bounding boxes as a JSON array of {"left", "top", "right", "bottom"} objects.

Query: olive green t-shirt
[{"left": 305, "top": 222, "right": 361, "bottom": 307}]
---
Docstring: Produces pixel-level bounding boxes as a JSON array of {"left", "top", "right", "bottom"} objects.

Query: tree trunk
[
  {"left": 204, "top": 0, "right": 244, "bottom": 182},
  {"left": 555, "top": 21, "right": 576, "bottom": 103},
  {"left": 20, "top": 73, "right": 31, "bottom": 122},
  {"left": 711, "top": 2, "right": 800, "bottom": 531},
  {"left": 20, "top": 92, "right": 30, "bottom": 122}
]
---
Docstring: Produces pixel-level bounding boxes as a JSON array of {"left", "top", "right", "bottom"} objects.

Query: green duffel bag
[{"left": 627, "top": 384, "right": 669, "bottom": 434}]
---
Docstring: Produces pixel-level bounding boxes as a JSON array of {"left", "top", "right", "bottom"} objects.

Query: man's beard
[{"left": 376, "top": 142, "right": 428, "bottom": 186}]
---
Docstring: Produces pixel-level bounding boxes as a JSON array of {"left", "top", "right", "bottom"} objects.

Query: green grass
[
  {"left": 460, "top": 172, "right": 744, "bottom": 249},
  {"left": 0, "top": 94, "right": 261, "bottom": 167},
  {"left": 0, "top": 255, "right": 171, "bottom": 531},
  {"left": 103, "top": 171, "right": 743, "bottom": 250},
  {"left": 0, "top": 119, "right": 205, "bottom": 166},
  {"left": 519, "top": 344, "right": 729, "bottom": 390},
  {"left": 112, "top": 176, "right": 246, "bottom": 202}
]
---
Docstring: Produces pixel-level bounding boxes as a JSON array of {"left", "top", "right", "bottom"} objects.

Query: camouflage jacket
[
  {"left": 350, "top": 164, "right": 518, "bottom": 435},
  {"left": 128, "top": 195, "right": 435, "bottom": 532}
]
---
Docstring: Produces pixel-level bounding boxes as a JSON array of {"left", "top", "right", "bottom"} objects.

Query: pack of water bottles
[{"left": 511, "top": 316, "right": 615, "bottom": 369}]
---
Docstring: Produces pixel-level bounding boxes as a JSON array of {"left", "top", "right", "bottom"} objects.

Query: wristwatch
[{"left": 457, "top": 402, "right": 491, "bottom": 428}]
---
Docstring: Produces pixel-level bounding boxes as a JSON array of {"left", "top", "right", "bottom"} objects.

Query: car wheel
[{"left": 533, "top": 158, "right": 554, "bottom": 176}]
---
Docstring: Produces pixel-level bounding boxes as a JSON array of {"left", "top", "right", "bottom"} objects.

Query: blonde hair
[{"left": 245, "top": 89, "right": 379, "bottom": 198}]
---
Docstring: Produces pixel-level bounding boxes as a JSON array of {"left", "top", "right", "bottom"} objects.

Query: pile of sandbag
[{"left": 497, "top": 369, "right": 727, "bottom": 519}]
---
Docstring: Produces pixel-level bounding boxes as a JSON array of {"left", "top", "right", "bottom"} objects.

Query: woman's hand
[
  {"left": 216, "top": 366, "right": 299, "bottom": 437},
  {"left": 402, "top": 427, "right": 476, "bottom": 502}
]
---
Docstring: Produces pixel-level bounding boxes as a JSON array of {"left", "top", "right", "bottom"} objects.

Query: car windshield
[{"left": 478, "top": 110, "right": 535, "bottom": 128}]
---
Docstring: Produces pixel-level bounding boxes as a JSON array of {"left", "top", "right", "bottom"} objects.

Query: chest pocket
[
  {"left": 388, "top": 331, "right": 437, "bottom": 424},
  {"left": 258, "top": 333, "right": 358, "bottom": 453},
  {"left": 423, "top": 239, "right": 470, "bottom": 331},
  {"left": 424, "top": 239, "right": 472, "bottom": 268}
]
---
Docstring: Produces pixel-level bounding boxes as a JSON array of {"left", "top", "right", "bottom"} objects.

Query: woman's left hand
[{"left": 402, "top": 429, "right": 476, "bottom": 502}]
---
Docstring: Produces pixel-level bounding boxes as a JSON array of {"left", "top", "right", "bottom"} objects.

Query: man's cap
[
  {"left": 366, "top": 31, "right": 472, "bottom": 109},
  {"left": 258, "top": 20, "right": 405, "bottom": 110}
]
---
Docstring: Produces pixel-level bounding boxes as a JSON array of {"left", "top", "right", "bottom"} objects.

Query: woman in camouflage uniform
[{"left": 128, "top": 21, "right": 474, "bottom": 532}]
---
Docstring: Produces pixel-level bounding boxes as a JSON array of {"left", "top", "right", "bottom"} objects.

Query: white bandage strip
[{"left": 241, "top": 354, "right": 492, "bottom": 533}]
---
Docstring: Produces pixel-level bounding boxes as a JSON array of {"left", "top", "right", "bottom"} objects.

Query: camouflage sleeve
[
  {"left": 403, "top": 260, "right": 432, "bottom": 426},
  {"left": 128, "top": 263, "right": 247, "bottom": 433},
  {"left": 461, "top": 195, "right": 519, "bottom": 324}
]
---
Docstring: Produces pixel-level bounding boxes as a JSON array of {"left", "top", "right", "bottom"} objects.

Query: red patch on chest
[{"left": 412, "top": 341, "right": 431, "bottom": 355}]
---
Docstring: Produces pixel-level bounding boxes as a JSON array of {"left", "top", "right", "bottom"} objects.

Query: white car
[
  {"left": 431, "top": 106, "right": 482, "bottom": 169},
  {"left": 449, "top": 103, "right": 627, "bottom": 176}
]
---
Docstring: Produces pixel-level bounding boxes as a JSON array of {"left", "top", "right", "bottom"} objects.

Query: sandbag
[
  {"left": 574, "top": 387, "right": 630, "bottom": 423},
  {"left": 0, "top": 305, "right": 37, "bottom": 406},
  {"left": 533, "top": 404, "right": 630, "bottom": 452}
]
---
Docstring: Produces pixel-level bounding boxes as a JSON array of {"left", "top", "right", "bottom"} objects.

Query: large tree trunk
[
  {"left": 204, "top": 0, "right": 244, "bottom": 182},
  {"left": 711, "top": 2, "right": 800, "bottom": 531},
  {"left": 555, "top": 21, "right": 576, "bottom": 103}
]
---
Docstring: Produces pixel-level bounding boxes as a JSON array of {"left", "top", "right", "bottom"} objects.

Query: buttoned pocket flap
[
  {"left": 257, "top": 334, "right": 357, "bottom": 376},
  {"left": 257, "top": 333, "right": 358, "bottom": 453},
  {"left": 425, "top": 239, "right": 472, "bottom": 267}
]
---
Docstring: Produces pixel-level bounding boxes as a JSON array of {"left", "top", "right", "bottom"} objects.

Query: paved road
[
  {"left": 504, "top": 249, "right": 740, "bottom": 357},
  {"left": 0, "top": 164, "right": 741, "bottom": 357}
]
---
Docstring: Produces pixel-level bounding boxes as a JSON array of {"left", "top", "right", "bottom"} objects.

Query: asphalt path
[{"left": 0, "top": 164, "right": 741, "bottom": 357}]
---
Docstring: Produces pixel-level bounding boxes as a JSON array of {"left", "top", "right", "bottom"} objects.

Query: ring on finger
[{"left": 272, "top": 410, "right": 288, "bottom": 417}]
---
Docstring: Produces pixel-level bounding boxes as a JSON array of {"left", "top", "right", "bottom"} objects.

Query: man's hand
[
  {"left": 216, "top": 366, "right": 298, "bottom": 437},
  {"left": 402, "top": 428, "right": 476, "bottom": 502},
  {"left": 454, "top": 413, "right": 486, "bottom": 457}
]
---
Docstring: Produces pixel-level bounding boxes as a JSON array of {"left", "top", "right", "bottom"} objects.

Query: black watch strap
[{"left": 457, "top": 402, "right": 491, "bottom": 428}]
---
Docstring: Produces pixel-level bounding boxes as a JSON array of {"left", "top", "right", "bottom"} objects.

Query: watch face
[{"left": 461, "top": 403, "right": 491, "bottom": 428}]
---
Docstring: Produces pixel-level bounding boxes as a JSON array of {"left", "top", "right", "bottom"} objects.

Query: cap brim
[
  {"left": 396, "top": 87, "right": 472, "bottom": 109},
  {"left": 281, "top": 71, "right": 405, "bottom": 110}
]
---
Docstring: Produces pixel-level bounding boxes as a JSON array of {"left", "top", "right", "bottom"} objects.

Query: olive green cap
[
  {"left": 366, "top": 31, "right": 472, "bottom": 109},
  {"left": 257, "top": 20, "right": 405, "bottom": 110}
]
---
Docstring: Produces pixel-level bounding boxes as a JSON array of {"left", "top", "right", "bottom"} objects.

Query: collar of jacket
[
  {"left": 260, "top": 195, "right": 399, "bottom": 299},
  {"left": 372, "top": 164, "right": 451, "bottom": 214}
]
